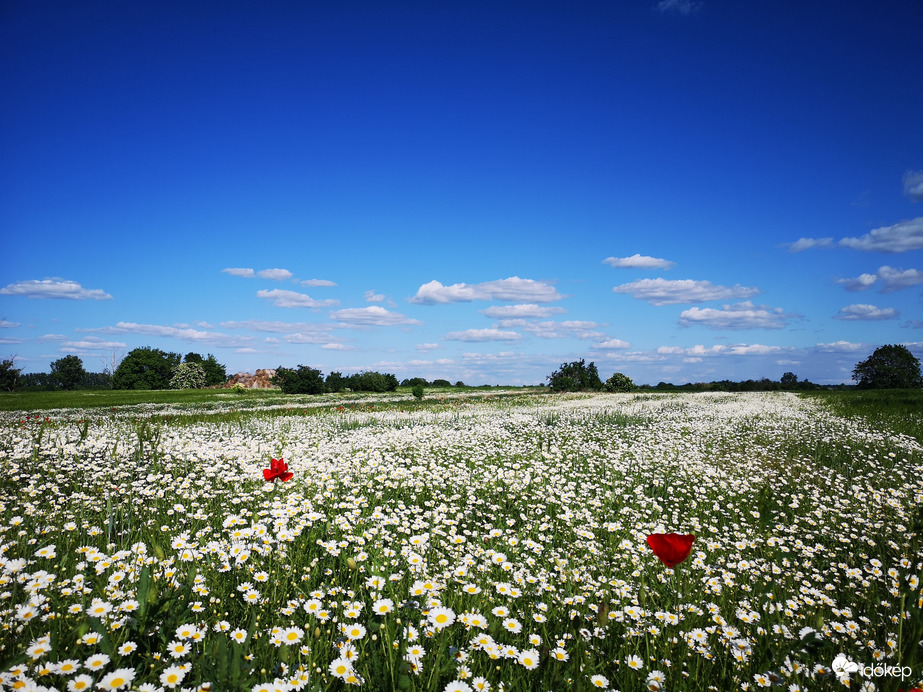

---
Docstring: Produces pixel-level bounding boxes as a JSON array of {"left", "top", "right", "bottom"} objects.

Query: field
[{"left": 0, "top": 390, "right": 921, "bottom": 692}]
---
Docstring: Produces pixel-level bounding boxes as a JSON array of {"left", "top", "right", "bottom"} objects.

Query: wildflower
[
  {"left": 551, "top": 647, "right": 569, "bottom": 661},
  {"left": 68, "top": 675, "right": 94, "bottom": 691},
  {"left": 263, "top": 457, "right": 293, "bottom": 482},
  {"left": 230, "top": 629, "right": 247, "bottom": 644},
  {"left": 590, "top": 674, "right": 609, "bottom": 688},
  {"left": 502, "top": 617, "right": 522, "bottom": 634},
  {"left": 97, "top": 668, "right": 135, "bottom": 690},
  {"left": 84, "top": 653, "right": 110, "bottom": 670},
  {"left": 646, "top": 533, "right": 695, "bottom": 568},
  {"left": 626, "top": 654, "right": 644, "bottom": 670},
  {"left": 160, "top": 665, "right": 186, "bottom": 688},
  {"left": 117, "top": 641, "right": 137, "bottom": 655},
  {"left": 517, "top": 648, "right": 540, "bottom": 669},
  {"left": 472, "top": 677, "right": 490, "bottom": 691},
  {"left": 342, "top": 623, "right": 366, "bottom": 641},
  {"left": 281, "top": 626, "right": 305, "bottom": 645},
  {"left": 444, "top": 682, "right": 473, "bottom": 692},
  {"left": 428, "top": 606, "right": 456, "bottom": 630},
  {"left": 373, "top": 598, "right": 394, "bottom": 615},
  {"left": 329, "top": 657, "right": 352, "bottom": 679}
]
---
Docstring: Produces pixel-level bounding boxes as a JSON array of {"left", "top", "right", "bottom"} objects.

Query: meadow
[{"left": 0, "top": 390, "right": 921, "bottom": 692}]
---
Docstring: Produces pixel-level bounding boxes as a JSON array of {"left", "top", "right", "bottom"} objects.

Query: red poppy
[
  {"left": 263, "top": 457, "right": 293, "bottom": 482},
  {"left": 646, "top": 533, "right": 695, "bottom": 568}
]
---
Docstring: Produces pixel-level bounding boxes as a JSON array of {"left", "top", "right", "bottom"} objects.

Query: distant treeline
[
  {"left": 637, "top": 377, "right": 828, "bottom": 392},
  {"left": 271, "top": 367, "right": 469, "bottom": 394}
]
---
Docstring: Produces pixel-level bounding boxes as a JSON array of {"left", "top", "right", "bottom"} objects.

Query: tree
[
  {"left": 0, "top": 357, "right": 21, "bottom": 392},
  {"left": 112, "top": 347, "right": 181, "bottom": 390},
  {"left": 605, "top": 372, "right": 634, "bottom": 392},
  {"left": 170, "top": 362, "right": 206, "bottom": 389},
  {"left": 272, "top": 365, "right": 326, "bottom": 394},
  {"left": 50, "top": 355, "right": 87, "bottom": 390},
  {"left": 780, "top": 372, "right": 798, "bottom": 388},
  {"left": 852, "top": 344, "right": 923, "bottom": 389},
  {"left": 547, "top": 359, "right": 604, "bottom": 392},
  {"left": 326, "top": 371, "right": 347, "bottom": 392}
]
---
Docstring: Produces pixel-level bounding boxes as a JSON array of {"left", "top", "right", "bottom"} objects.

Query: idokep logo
[{"left": 832, "top": 653, "right": 914, "bottom": 681}]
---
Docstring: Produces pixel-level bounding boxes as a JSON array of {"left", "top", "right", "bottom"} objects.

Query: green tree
[
  {"left": 112, "top": 348, "right": 181, "bottom": 390},
  {"left": 272, "top": 365, "right": 326, "bottom": 394},
  {"left": 604, "top": 372, "right": 634, "bottom": 392},
  {"left": 852, "top": 344, "right": 923, "bottom": 389},
  {"left": 201, "top": 354, "right": 227, "bottom": 386},
  {"left": 412, "top": 384, "right": 424, "bottom": 400},
  {"left": 50, "top": 355, "right": 87, "bottom": 390},
  {"left": 349, "top": 371, "right": 399, "bottom": 392},
  {"left": 170, "top": 361, "right": 206, "bottom": 389},
  {"left": 547, "top": 359, "right": 604, "bottom": 392},
  {"left": 0, "top": 358, "right": 21, "bottom": 392},
  {"left": 326, "top": 371, "right": 347, "bottom": 392},
  {"left": 780, "top": 372, "right": 798, "bottom": 388}
]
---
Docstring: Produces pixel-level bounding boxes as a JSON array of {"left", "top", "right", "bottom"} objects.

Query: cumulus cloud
[
  {"left": 904, "top": 170, "right": 923, "bottom": 202},
  {"left": 833, "top": 304, "right": 899, "bottom": 321},
  {"left": 60, "top": 339, "right": 127, "bottom": 351},
  {"left": 612, "top": 278, "right": 760, "bottom": 305},
  {"left": 0, "top": 278, "right": 112, "bottom": 300},
  {"left": 330, "top": 306, "right": 421, "bottom": 326},
  {"left": 784, "top": 237, "right": 834, "bottom": 252},
  {"left": 595, "top": 338, "right": 631, "bottom": 349},
  {"left": 256, "top": 268, "right": 293, "bottom": 281},
  {"left": 364, "top": 290, "right": 386, "bottom": 303},
  {"left": 321, "top": 343, "right": 355, "bottom": 351},
  {"left": 222, "top": 320, "right": 334, "bottom": 334},
  {"left": 257, "top": 289, "right": 339, "bottom": 309},
  {"left": 836, "top": 273, "right": 878, "bottom": 292},
  {"left": 416, "top": 343, "right": 440, "bottom": 351},
  {"left": 482, "top": 304, "right": 566, "bottom": 318},
  {"left": 300, "top": 278, "right": 337, "bottom": 287},
  {"left": 284, "top": 332, "right": 333, "bottom": 344},
  {"left": 839, "top": 266, "right": 923, "bottom": 292},
  {"left": 839, "top": 218, "right": 923, "bottom": 252},
  {"left": 678, "top": 301, "right": 799, "bottom": 329},
  {"left": 815, "top": 340, "right": 866, "bottom": 352},
  {"left": 444, "top": 328, "right": 522, "bottom": 342},
  {"left": 0, "top": 320, "right": 20, "bottom": 328},
  {"left": 222, "top": 267, "right": 255, "bottom": 278},
  {"left": 409, "top": 277, "right": 562, "bottom": 305},
  {"left": 603, "top": 254, "right": 675, "bottom": 270}
]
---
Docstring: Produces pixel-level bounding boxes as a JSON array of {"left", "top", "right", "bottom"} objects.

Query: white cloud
[
  {"left": 833, "top": 304, "right": 899, "bottom": 321},
  {"left": 612, "top": 278, "right": 760, "bottom": 305},
  {"left": 222, "top": 267, "right": 255, "bottom": 278},
  {"left": 482, "top": 304, "right": 566, "bottom": 318},
  {"left": 409, "top": 277, "right": 562, "bottom": 304},
  {"left": 257, "top": 289, "right": 340, "bottom": 309},
  {"left": 839, "top": 218, "right": 923, "bottom": 252},
  {"left": 301, "top": 278, "right": 337, "bottom": 287},
  {"left": 656, "top": 346, "right": 684, "bottom": 354},
  {"left": 0, "top": 337, "right": 24, "bottom": 345},
  {"left": 445, "top": 328, "right": 522, "bottom": 342},
  {"left": 0, "top": 278, "right": 112, "bottom": 300},
  {"left": 83, "top": 322, "right": 252, "bottom": 346},
  {"left": 815, "top": 340, "right": 866, "bottom": 353},
  {"left": 603, "top": 254, "right": 675, "bottom": 270},
  {"left": 222, "top": 320, "right": 333, "bottom": 334},
  {"left": 330, "top": 306, "right": 421, "bottom": 326},
  {"left": 321, "top": 343, "right": 355, "bottom": 351},
  {"left": 836, "top": 273, "right": 878, "bottom": 292},
  {"left": 284, "top": 332, "right": 332, "bottom": 344},
  {"left": 257, "top": 268, "right": 293, "bottom": 280},
  {"left": 678, "top": 301, "right": 799, "bottom": 329},
  {"left": 60, "top": 339, "right": 127, "bottom": 351},
  {"left": 904, "top": 170, "right": 923, "bottom": 202},
  {"left": 0, "top": 320, "right": 19, "bottom": 328},
  {"left": 364, "top": 290, "right": 386, "bottom": 303},
  {"left": 785, "top": 237, "right": 834, "bottom": 252},
  {"left": 416, "top": 343, "right": 440, "bottom": 351},
  {"left": 877, "top": 266, "right": 923, "bottom": 292},
  {"left": 595, "top": 338, "right": 631, "bottom": 349}
]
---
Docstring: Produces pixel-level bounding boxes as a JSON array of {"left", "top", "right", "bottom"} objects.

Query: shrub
[
  {"left": 412, "top": 384, "right": 424, "bottom": 400},
  {"left": 272, "top": 365, "right": 326, "bottom": 394},
  {"left": 605, "top": 372, "right": 634, "bottom": 392},
  {"left": 170, "top": 362, "right": 206, "bottom": 389}
]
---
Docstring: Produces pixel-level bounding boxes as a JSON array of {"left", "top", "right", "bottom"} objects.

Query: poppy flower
[
  {"left": 646, "top": 533, "right": 695, "bottom": 568},
  {"left": 263, "top": 457, "right": 293, "bottom": 482}
]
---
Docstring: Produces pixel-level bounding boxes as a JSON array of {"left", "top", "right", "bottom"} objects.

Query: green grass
[{"left": 803, "top": 388, "right": 923, "bottom": 442}]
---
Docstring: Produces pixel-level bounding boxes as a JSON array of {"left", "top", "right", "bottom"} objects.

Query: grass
[{"left": 804, "top": 388, "right": 923, "bottom": 442}]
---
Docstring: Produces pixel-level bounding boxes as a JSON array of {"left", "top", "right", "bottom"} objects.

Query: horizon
[{"left": 2, "top": 1, "right": 921, "bottom": 386}]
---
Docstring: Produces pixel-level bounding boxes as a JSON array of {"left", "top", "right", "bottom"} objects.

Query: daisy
[
  {"left": 590, "top": 674, "right": 609, "bottom": 688},
  {"left": 428, "top": 606, "right": 456, "bottom": 630},
  {"left": 626, "top": 654, "right": 644, "bottom": 670},
  {"left": 97, "top": 668, "right": 135, "bottom": 690},
  {"left": 84, "top": 653, "right": 110, "bottom": 671},
  {"left": 160, "top": 665, "right": 186, "bottom": 688},
  {"left": 68, "top": 675, "right": 94, "bottom": 691},
  {"left": 517, "top": 648, "right": 540, "bottom": 669}
]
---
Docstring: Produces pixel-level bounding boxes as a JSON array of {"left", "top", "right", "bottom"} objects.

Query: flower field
[{"left": 0, "top": 391, "right": 921, "bottom": 691}]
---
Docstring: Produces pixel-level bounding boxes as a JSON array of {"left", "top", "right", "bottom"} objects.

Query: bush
[
  {"left": 349, "top": 371, "right": 399, "bottom": 392},
  {"left": 113, "top": 348, "right": 181, "bottom": 390},
  {"left": 605, "top": 372, "right": 634, "bottom": 392},
  {"left": 431, "top": 379, "right": 451, "bottom": 387},
  {"left": 272, "top": 365, "right": 326, "bottom": 394},
  {"left": 170, "top": 362, "right": 206, "bottom": 389},
  {"left": 547, "top": 359, "right": 604, "bottom": 392},
  {"left": 412, "top": 384, "right": 424, "bottom": 400}
]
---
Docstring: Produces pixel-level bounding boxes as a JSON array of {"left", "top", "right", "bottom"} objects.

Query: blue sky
[{"left": 2, "top": 0, "right": 921, "bottom": 386}]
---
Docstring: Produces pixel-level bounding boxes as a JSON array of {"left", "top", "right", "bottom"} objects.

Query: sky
[{"left": 1, "top": 0, "right": 921, "bottom": 386}]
